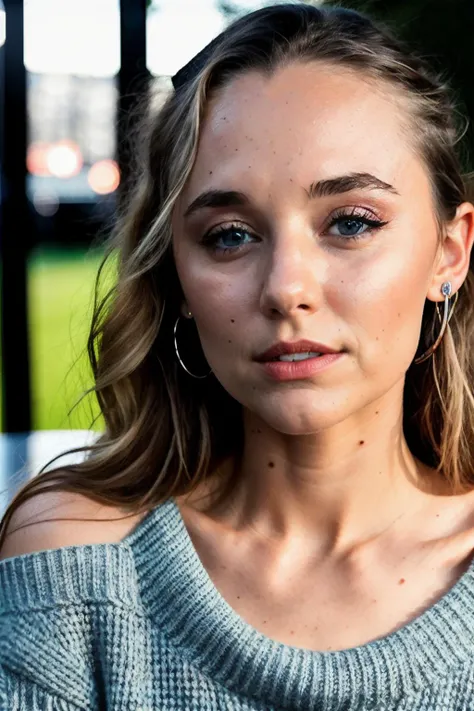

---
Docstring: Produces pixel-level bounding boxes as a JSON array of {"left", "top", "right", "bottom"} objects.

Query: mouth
[
  {"left": 254, "top": 340, "right": 342, "bottom": 363},
  {"left": 253, "top": 340, "right": 345, "bottom": 381},
  {"left": 269, "top": 351, "right": 324, "bottom": 362}
]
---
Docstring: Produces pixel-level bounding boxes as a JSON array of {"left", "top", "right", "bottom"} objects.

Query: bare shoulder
[{"left": 0, "top": 484, "right": 146, "bottom": 561}]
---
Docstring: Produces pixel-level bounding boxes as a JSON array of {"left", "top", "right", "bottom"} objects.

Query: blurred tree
[
  {"left": 218, "top": 1, "right": 241, "bottom": 18},
  {"left": 218, "top": 0, "right": 322, "bottom": 17},
  {"left": 326, "top": 0, "right": 474, "bottom": 173},
  {"left": 219, "top": 0, "right": 474, "bottom": 172}
]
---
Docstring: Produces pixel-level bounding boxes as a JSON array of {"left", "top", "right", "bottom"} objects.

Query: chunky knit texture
[{"left": 2, "top": 497, "right": 474, "bottom": 710}]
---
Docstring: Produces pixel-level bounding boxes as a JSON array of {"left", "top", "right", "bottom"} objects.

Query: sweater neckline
[{"left": 129, "top": 497, "right": 474, "bottom": 710}]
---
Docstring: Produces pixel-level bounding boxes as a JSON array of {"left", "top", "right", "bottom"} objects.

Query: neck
[{"left": 218, "top": 389, "right": 445, "bottom": 556}]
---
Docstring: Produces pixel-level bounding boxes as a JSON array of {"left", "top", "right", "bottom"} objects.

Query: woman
[{"left": 2, "top": 3, "right": 474, "bottom": 709}]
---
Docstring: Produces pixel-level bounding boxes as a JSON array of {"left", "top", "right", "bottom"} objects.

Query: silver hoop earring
[
  {"left": 413, "top": 281, "right": 459, "bottom": 365},
  {"left": 173, "top": 316, "right": 212, "bottom": 379}
]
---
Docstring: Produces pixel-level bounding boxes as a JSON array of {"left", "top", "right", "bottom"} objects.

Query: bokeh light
[
  {"left": 32, "top": 190, "right": 60, "bottom": 217},
  {"left": 27, "top": 142, "right": 51, "bottom": 176},
  {"left": 46, "top": 140, "right": 83, "bottom": 179},
  {"left": 87, "top": 159, "right": 120, "bottom": 194}
]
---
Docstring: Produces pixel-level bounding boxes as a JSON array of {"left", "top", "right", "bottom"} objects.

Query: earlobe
[
  {"left": 180, "top": 303, "right": 193, "bottom": 318},
  {"left": 426, "top": 202, "right": 474, "bottom": 302}
]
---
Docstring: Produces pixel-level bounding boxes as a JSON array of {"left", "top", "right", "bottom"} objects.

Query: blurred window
[
  {"left": 25, "top": 0, "right": 120, "bottom": 205},
  {"left": 24, "top": 0, "right": 120, "bottom": 430}
]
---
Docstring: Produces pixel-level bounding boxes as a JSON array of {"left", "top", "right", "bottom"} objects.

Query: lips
[{"left": 254, "top": 340, "right": 341, "bottom": 362}]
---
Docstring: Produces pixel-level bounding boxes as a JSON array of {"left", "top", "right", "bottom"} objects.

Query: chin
[
  {"left": 220, "top": 376, "right": 359, "bottom": 434},
  {"left": 250, "top": 397, "right": 346, "bottom": 435}
]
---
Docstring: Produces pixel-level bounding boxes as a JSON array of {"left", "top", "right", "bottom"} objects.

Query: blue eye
[
  {"left": 326, "top": 210, "right": 387, "bottom": 240},
  {"left": 201, "top": 210, "right": 387, "bottom": 254},
  {"left": 331, "top": 217, "right": 368, "bottom": 236},
  {"left": 202, "top": 224, "right": 257, "bottom": 254}
]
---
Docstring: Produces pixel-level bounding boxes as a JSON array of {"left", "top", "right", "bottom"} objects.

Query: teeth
[{"left": 277, "top": 352, "right": 322, "bottom": 362}]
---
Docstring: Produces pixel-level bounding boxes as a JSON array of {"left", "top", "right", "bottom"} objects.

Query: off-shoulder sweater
[{"left": 2, "top": 497, "right": 474, "bottom": 710}]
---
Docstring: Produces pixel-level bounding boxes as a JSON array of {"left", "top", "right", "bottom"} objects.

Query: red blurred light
[{"left": 27, "top": 142, "right": 51, "bottom": 176}]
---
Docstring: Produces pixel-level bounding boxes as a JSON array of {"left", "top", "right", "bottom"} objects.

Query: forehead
[{"left": 182, "top": 62, "right": 428, "bottom": 202}]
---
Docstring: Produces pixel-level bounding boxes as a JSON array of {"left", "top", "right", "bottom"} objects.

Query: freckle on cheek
[
  {"left": 359, "top": 440, "right": 365, "bottom": 445},
  {"left": 231, "top": 319, "right": 235, "bottom": 323}
]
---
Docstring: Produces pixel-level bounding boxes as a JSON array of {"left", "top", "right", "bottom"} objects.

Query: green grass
[{"left": 28, "top": 246, "right": 111, "bottom": 431}]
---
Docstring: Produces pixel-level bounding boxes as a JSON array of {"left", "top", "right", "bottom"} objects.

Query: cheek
[
  {"left": 174, "top": 254, "right": 255, "bottom": 354},
  {"left": 178, "top": 265, "right": 244, "bottom": 316},
  {"left": 338, "top": 243, "right": 431, "bottom": 370}
]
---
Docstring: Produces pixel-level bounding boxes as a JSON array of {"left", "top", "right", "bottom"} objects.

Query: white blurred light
[
  {"left": 22, "top": 0, "right": 301, "bottom": 79},
  {"left": 24, "top": 0, "right": 119, "bottom": 77},
  {"left": 0, "top": 8, "right": 5, "bottom": 48},
  {"left": 147, "top": 0, "right": 225, "bottom": 76},
  {"left": 46, "top": 141, "right": 83, "bottom": 179}
]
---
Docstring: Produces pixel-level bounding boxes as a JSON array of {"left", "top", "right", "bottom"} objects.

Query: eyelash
[{"left": 200, "top": 207, "right": 388, "bottom": 255}]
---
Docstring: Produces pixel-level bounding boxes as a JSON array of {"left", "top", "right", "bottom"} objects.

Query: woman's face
[{"left": 171, "top": 62, "right": 442, "bottom": 435}]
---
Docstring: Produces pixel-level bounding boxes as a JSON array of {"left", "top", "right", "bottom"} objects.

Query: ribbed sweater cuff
[{"left": 0, "top": 543, "right": 137, "bottom": 612}]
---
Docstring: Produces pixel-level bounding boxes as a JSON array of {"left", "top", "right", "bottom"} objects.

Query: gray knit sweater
[{"left": 1, "top": 497, "right": 474, "bottom": 710}]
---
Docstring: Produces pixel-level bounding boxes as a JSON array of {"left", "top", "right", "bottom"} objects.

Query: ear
[{"left": 427, "top": 202, "right": 474, "bottom": 302}]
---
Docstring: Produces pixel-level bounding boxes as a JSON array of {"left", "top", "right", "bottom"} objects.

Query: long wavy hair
[{"left": 2, "top": 2, "right": 474, "bottom": 547}]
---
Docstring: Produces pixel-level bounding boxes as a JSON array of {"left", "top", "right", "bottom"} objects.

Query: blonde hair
[{"left": 2, "top": 3, "right": 474, "bottom": 546}]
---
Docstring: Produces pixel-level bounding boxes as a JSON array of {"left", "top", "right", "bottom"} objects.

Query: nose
[{"left": 259, "top": 232, "right": 323, "bottom": 320}]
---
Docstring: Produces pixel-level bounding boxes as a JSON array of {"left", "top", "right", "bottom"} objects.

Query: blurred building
[{"left": 28, "top": 74, "right": 116, "bottom": 163}]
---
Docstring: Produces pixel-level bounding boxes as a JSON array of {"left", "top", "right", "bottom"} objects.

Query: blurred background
[{"left": 0, "top": 0, "right": 473, "bottom": 472}]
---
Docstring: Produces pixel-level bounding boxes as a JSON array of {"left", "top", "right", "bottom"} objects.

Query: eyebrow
[
  {"left": 183, "top": 171, "right": 399, "bottom": 219},
  {"left": 183, "top": 189, "right": 249, "bottom": 219},
  {"left": 309, "top": 172, "right": 399, "bottom": 198}
]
